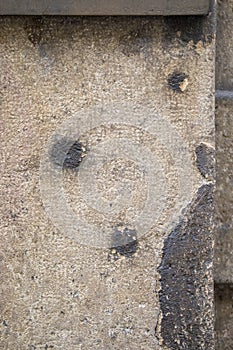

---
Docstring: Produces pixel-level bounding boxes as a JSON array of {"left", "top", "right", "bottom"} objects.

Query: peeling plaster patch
[
  {"left": 168, "top": 72, "right": 189, "bottom": 93},
  {"left": 157, "top": 184, "right": 214, "bottom": 349},
  {"left": 195, "top": 143, "right": 215, "bottom": 180}
]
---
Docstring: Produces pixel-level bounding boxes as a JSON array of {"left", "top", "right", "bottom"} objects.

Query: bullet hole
[
  {"left": 195, "top": 143, "right": 215, "bottom": 180},
  {"left": 9, "top": 210, "right": 18, "bottom": 220},
  {"left": 109, "top": 227, "right": 138, "bottom": 259},
  {"left": 168, "top": 72, "right": 189, "bottom": 93},
  {"left": 31, "top": 275, "right": 38, "bottom": 281},
  {"left": 24, "top": 17, "right": 44, "bottom": 46},
  {"left": 50, "top": 136, "right": 87, "bottom": 169},
  {"left": 3, "top": 320, "right": 8, "bottom": 327}
]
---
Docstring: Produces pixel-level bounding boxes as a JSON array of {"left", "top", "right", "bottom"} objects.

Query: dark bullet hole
[
  {"left": 167, "top": 72, "right": 188, "bottom": 93},
  {"left": 50, "top": 136, "right": 87, "bottom": 170},
  {"left": 110, "top": 227, "right": 138, "bottom": 259},
  {"left": 24, "top": 17, "right": 44, "bottom": 46},
  {"left": 195, "top": 143, "right": 215, "bottom": 179}
]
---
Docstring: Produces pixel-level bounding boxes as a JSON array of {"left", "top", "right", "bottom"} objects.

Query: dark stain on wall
[
  {"left": 163, "top": 15, "right": 214, "bottom": 47},
  {"left": 157, "top": 184, "right": 214, "bottom": 349},
  {"left": 24, "top": 16, "right": 84, "bottom": 49},
  {"left": 195, "top": 143, "right": 215, "bottom": 180}
]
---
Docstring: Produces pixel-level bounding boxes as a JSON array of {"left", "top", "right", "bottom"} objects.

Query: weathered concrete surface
[
  {"left": 0, "top": 15, "right": 215, "bottom": 349},
  {"left": 215, "top": 284, "right": 233, "bottom": 350},
  {"left": 214, "top": 0, "right": 233, "bottom": 284},
  {"left": 215, "top": 98, "right": 233, "bottom": 284},
  {"left": 0, "top": 0, "right": 211, "bottom": 16},
  {"left": 214, "top": 1, "right": 233, "bottom": 348},
  {"left": 216, "top": 0, "right": 233, "bottom": 90},
  {"left": 215, "top": 0, "right": 233, "bottom": 283}
]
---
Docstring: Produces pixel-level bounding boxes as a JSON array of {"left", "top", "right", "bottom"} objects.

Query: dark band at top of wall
[{"left": 0, "top": 0, "right": 210, "bottom": 16}]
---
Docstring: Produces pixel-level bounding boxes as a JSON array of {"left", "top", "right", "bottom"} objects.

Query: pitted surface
[{"left": 0, "top": 15, "right": 215, "bottom": 349}]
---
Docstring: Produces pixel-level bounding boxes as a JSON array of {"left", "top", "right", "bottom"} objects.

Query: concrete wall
[
  {"left": 216, "top": 0, "right": 233, "bottom": 90},
  {"left": 215, "top": 0, "right": 233, "bottom": 283},
  {"left": 215, "top": 99, "right": 233, "bottom": 283},
  {"left": 1, "top": 14, "right": 215, "bottom": 350},
  {"left": 215, "top": 0, "right": 233, "bottom": 348},
  {"left": 215, "top": 284, "right": 233, "bottom": 350}
]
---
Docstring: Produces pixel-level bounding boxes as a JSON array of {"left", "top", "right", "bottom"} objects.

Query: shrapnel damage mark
[
  {"left": 168, "top": 72, "right": 189, "bottom": 93},
  {"left": 157, "top": 184, "right": 214, "bottom": 349},
  {"left": 109, "top": 227, "right": 138, "bottom": 260},
  {"left": 195, "top": 143, "right": 215, "bottom": 180},
  {"left": 50, "top": 135, "right": 87, "bottom": 169}
]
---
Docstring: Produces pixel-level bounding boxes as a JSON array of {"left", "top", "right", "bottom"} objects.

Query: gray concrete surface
[
  {"left": 214, "top": 1, "right": 233, "bottom": 348},
  {"left": 0, "top": 0, "right": 211, "bottom": 15},
  {"left": 215, "top": 284, "right": 233, "bottom": 350},
  {"left": 216, "top": 0, "right": 233, "bottom": 90},
  {"left": 215, "top": 98, "right": 233, "bottom": 284},
  {"left": 0, "top": 15, "right": 215, "bottom": 349},
  {"left": 215, "top": 0, "right": 233, "bottom": 283}
]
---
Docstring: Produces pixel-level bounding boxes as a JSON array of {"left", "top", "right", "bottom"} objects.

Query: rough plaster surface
[
  {"left": 215, "top": 98, "right": 233, "bottom": 284},
  {"left": 216, "top": 0, "right": 233, "bottom": 89},
  {"left": 0, "top": 16, "right": 215, "bottom": 349}
]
